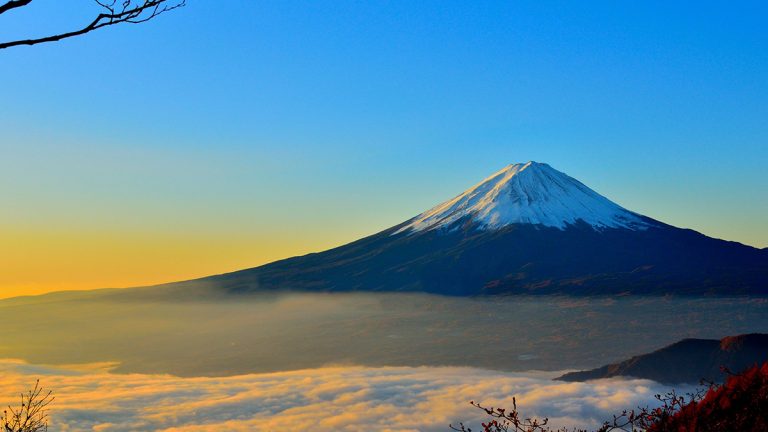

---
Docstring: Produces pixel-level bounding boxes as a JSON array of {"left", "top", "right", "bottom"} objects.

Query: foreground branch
[
  {"left": 0, "top": 0, "right": 33, "bottom": 16},
  {"left": 1, "top": 379, "right": 54, "bottom": 432},
  {"left": 0, "top": 0, "right": 185, "bottom": 49}
]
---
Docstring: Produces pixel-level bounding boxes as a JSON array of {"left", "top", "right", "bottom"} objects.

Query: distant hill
[
  {"left": 557, "top": 333, "right": 768, "bottom": 384},
  {"left": 183, "top": 162, "right": 768, "bottom": 296}
]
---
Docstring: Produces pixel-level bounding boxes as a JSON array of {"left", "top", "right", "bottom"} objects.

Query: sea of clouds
[{"left": 0, "top": 358, "right": 690, "bottom": 432}]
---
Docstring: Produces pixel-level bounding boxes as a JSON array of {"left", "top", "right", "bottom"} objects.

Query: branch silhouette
[
  {"left": 0, "top": 0, "right": 185, "bottom": 50},
  {"left": 1, "top": 379, "right": 54, "bottom": 432},
  {"left": 0, "top": 1, "right": 33, "bottom": 16}
]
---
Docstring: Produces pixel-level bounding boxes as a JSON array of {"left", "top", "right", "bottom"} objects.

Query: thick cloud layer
[{"left": 0, "top": 359, "right": 689, "bottom": 431}]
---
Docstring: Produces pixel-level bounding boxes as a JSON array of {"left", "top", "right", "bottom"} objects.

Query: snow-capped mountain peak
[{"left": 396, "top": 161, "right": 651, "bottom": 234}]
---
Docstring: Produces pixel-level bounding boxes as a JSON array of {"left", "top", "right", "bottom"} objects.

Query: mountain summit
[
  {"left": 398, "top": 161, "right": 650, "bottom": 233},
  {"left": 181, "top": 162, "right": 768, "bottom": 296}
]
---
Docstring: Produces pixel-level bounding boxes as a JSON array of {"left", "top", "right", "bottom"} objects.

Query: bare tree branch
[
  {"left": 1, "top": 379, "right": 54, "bottom": 432},
  {"left": 0, "top": 0, "right": 33, "bottom": 16},
  {"left": 0, "top": 0, "right": 185, "bottom": 50}
]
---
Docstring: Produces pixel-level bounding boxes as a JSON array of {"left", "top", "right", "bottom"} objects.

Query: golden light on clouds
[{"left": 0, "top": 359, "right": 680, "bottom": 432}]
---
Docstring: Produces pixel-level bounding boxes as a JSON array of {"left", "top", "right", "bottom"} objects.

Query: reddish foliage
[
  {"left": 452, "top": 362, "right": 768, "bottom": 432},
  {"left": 649, "top": 362, "right": 768, "bottom": 432}
]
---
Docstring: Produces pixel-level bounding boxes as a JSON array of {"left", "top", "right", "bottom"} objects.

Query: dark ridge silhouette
[
  {"left": 174, "top": 219, "right": 768, "bottom": 297},
  {"left": 558, "top": 333, "right": 768, "bottom": 384}
]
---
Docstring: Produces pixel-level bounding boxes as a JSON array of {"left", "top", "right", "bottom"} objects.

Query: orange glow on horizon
[{"left": 0, "top": 227, "right": 360, "bottom": 300}]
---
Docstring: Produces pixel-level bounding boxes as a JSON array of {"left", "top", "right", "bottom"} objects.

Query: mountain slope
[
  {"left": 194, "top": 162, "right": 768, "bottom": 296},
  {"left": 557, "top": 333, "right": 768, "bottom": 384}
]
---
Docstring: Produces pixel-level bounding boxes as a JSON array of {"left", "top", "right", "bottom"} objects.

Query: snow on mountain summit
[{"left": 397, "top": 161, "right": 651, "bottom": 234}]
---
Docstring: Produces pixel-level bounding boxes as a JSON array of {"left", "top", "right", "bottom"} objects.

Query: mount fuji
[{"left": 191, "top": 162, "right": 768, "bottom": 296}]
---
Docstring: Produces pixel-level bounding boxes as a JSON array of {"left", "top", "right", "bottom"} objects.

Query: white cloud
[{"left": 0, "top": 359, "right": 688, "bottom": 432}]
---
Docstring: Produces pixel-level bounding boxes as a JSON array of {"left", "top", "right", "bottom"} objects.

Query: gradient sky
[{"left": 1, "top": 1, "right": 766, "bottom": 297}]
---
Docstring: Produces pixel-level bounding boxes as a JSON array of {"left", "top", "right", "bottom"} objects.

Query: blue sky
[{"left": 0, "top": 1, "right": 766, "bottom": 293}]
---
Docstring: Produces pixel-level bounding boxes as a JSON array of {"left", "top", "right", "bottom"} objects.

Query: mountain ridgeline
[
  {"left": 197, "top": 162, "right": 768, "bottom": 296},
  {"left": 558, "top": 333, "right": 768, "bottom": 384}
]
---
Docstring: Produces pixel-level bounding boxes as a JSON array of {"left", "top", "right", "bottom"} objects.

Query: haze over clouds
[{"left": 0, "top": 359, "right": 686, "bottom": 432}]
